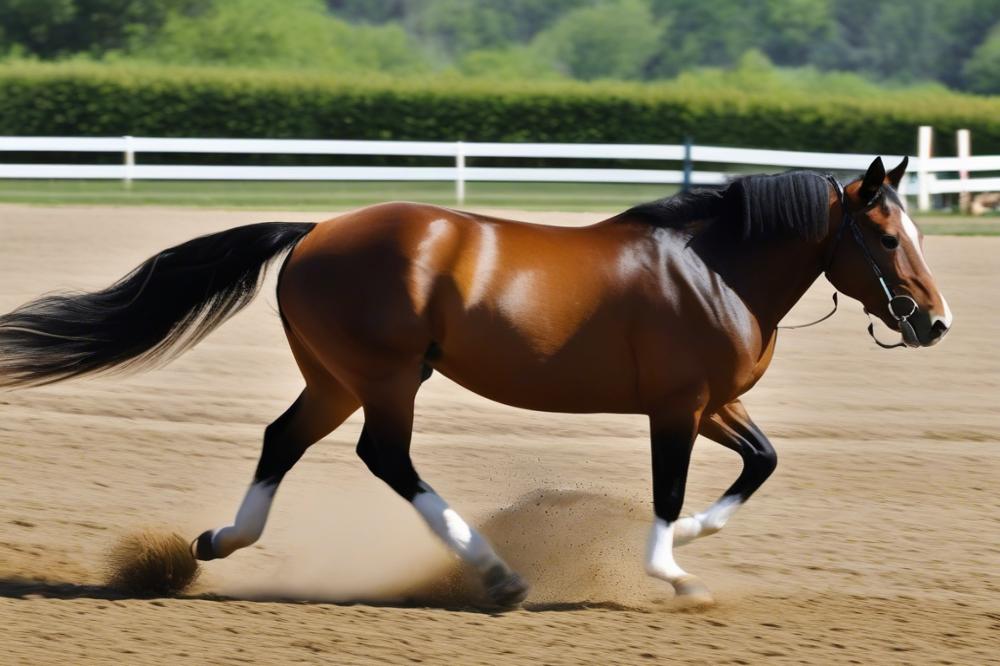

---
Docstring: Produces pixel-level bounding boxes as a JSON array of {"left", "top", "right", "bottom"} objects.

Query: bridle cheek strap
[{"left": 818, "top": 176, "right": 918, "bottom": 349}]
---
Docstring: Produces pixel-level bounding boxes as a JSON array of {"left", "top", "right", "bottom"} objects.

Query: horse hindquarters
[{"left": 271, "top": 250, "right": 529, "bottom": 604}]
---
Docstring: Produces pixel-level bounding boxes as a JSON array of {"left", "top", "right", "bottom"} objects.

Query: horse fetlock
[
  {"left": 695, "top": 514, "right": 725, "bottom": 535},
  {"left": 193, "top": 524, "right": 263, "bottom": 561},
  {"left": 690, "top": 495, "right": 742, "bottom": 539},
  {"left": 214, "top": 525, "right": 262, "bottom": 556},
  {"left": 672, "top": 516, "right": 704, "bottom": 546}
]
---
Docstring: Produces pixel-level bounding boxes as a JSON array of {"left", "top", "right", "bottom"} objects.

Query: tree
[
  {"left": 534, "top": 0, "right": 666, "bottom": 80},
  {"left": 933, "top": 0, "right": 1000, "bottom": 88},
  {"left": 325, "top": 0, "right": 407, "bottom": 24},
  {"left": 491, "top": 0, "right": 598, "bottom": 42},
  {"left": 644, "top": 0, "right": 763, "bottom": 77},
  {"left": 760, "top": 0, "right": 834, "bottom": 65},
  {"left": 814, "top": 0, "right": 1000, "bottom": 88},
  {"left": 963, "top": 23, "right": 1000, "bottom": 93},
  {"left": 0, "top": 0, "right": 198, "bottom": 57},
  {"left": 130, "top": 0, "right": 426, "bottom": 73},
  {"left": 406, "top": 0, "right": 515, "bottom": 59}
]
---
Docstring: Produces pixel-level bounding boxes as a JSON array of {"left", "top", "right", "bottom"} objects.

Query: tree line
[{"left": 2, "top": 0, "right": 999, "bottom": 94}]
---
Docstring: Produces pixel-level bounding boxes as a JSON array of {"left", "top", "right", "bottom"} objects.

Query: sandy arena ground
[{"left": 0, "top": 204, "right": 997, "bottom": 665}]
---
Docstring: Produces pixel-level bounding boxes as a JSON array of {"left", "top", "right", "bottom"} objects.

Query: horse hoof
[
  {"left": 672, "top": 575, "right": 714, "bottom": 609},
  {"left": 191, "top": 530, "right": 217, "bottom": 561},
  {"left": 484, "top": 566, "right": 529, "bottom": 608}
]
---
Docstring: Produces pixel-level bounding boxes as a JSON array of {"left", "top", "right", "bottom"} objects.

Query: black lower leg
[
  {"left": 253, "top": 394, "right": 308, "bottom": 485},
  {"left": 356, "top": 424, "right": 421, "bottom": 501},
  {"left": 650, "top": 421, "right": 698, "bottom": 522},
  {"left": 702, "top": 413, "right": 777, "bottom": 502}
]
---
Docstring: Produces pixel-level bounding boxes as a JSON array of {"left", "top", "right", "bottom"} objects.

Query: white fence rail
[{"left": 0, "top": 126, "right": 996, "bottom": 209}]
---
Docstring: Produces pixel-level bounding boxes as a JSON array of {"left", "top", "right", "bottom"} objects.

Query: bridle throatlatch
[{"left": 778, "top": 176, "right": 918, "bottom": 349}]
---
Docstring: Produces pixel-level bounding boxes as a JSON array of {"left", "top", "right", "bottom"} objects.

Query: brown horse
[{"left": 0, "top": 157, "right": 951, "bottom": 606}]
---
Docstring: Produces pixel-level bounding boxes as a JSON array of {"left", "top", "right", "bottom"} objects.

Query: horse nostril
[{"left": 930, "top": 319, "right": 949, "bottom": 340}]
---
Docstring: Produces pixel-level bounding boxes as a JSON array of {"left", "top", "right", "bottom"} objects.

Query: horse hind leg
[
  {"left": 674, "top": 400, "right": 777, "bottom": 547},
  {"left": 352, "top": 364, "right": 528, "bottom": 607},
  {"left": 193, "top": 334, "right": 360, "bottom": 561}
]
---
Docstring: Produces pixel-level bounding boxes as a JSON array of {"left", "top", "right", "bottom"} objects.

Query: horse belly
[{"left": 431, "top": 314, "right": 640, "bottom": 414}]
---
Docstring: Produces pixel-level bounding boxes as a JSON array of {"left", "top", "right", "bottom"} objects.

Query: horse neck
[
  {"left": 737, "top": 238, "right": 829, "bottom": 333},
  {"left": 697, "top": 225, "right": 834, "bottom": 336}
]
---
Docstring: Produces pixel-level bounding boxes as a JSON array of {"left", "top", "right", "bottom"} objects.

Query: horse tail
[{"left": 0, "top": 221, "right": 316, "bottom": 388}]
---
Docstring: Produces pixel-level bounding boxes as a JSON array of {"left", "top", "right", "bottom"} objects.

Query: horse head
[{"left": 825, "top": 157, "right": 952, "bottom": 348}]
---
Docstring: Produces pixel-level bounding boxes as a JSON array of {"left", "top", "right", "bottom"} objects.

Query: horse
[{"left": 0, "top": 156, "right": 951, "bottom": 607}]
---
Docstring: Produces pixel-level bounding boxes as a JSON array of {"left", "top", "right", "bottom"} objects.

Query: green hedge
[{"left": 2, "top": 61, "right": 1000, "bottom": 156}]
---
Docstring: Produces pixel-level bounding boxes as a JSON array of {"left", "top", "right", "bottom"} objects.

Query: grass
[
  {"left": 912, "top": 217, "right": 1000, "bottom": 236},
  {"left": 0, "top": 179, "right": 674, "bottom": 212},
  {"left": 0, "top": 179, "right": 997, "bottom": 234}
]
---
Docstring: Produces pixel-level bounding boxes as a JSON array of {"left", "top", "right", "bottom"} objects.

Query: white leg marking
[
  {"left": 412, "top": 486, "right": 505, "bottom": 575},
  {"left": 645, "top": 518, "right": 689, "bottom": 582},
  {"left": 647, "top": 518, "right": 714, "bottom": 603},
  {"left": 211, "top": 481, "right": 277, "bottom": 558},
  {"left": 674, "top": 495, "right": 743, "bottom": 546}
]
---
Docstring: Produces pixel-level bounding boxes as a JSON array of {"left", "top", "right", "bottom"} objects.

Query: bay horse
[{"left": 0, "top": 156, "right": 951, "bottom": 606}]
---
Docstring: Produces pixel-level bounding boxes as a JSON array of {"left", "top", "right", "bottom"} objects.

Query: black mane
[{"left": 624, "top": 171, "right": 832, "bottom": 242}]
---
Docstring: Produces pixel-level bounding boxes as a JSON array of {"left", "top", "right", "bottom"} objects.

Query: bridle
[{"left": 779, "top": 176, "right": 919, "bottom": 349}]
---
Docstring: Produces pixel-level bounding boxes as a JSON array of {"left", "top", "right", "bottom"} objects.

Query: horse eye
[{"left": 880, "top": 234, "right": 899, "bottom": 250}]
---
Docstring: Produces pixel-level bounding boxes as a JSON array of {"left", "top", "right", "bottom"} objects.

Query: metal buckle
[{"left": 889, "top": 294, "right": 917, "bottom": 321}]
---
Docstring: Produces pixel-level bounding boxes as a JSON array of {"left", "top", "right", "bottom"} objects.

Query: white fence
[{"left": 0, "top": 125, "right": 996, "bottom": 209}]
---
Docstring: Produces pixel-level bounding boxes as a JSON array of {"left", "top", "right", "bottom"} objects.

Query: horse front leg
[
  {"left": 674, "top": 400, "right": 777, "bottom": 547},
  {"left": 645, "top": 409, "right": 714, "bottom": 605}
]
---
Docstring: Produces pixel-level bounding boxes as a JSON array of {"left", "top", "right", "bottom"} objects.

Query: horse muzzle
[
  {"left": 877, "top": 297, "right": 951, "bottom": 348},
  {"left": 865, "top": 295, "right": 951, "bottom": 349}
]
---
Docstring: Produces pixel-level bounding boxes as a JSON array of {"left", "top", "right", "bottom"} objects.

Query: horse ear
[
  {"left": 858, "top": 156, "right": 886, "bottom": 204},
  {"left": 886, "top": 156, "right": 908, "bottom": 190}
]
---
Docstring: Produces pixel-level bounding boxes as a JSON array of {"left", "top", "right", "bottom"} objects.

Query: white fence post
[
  {"left": 917, "top": 126, "right": 933, "bottom": 211},
  {"left": 957, "top": 128, "right": 971, "bottom": 214},
  {"left": 455, "top": 141, "right": 466, "bottom": 205},
  {"left": 123, "top": 135, "right": 135, "bottom": 189}
]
